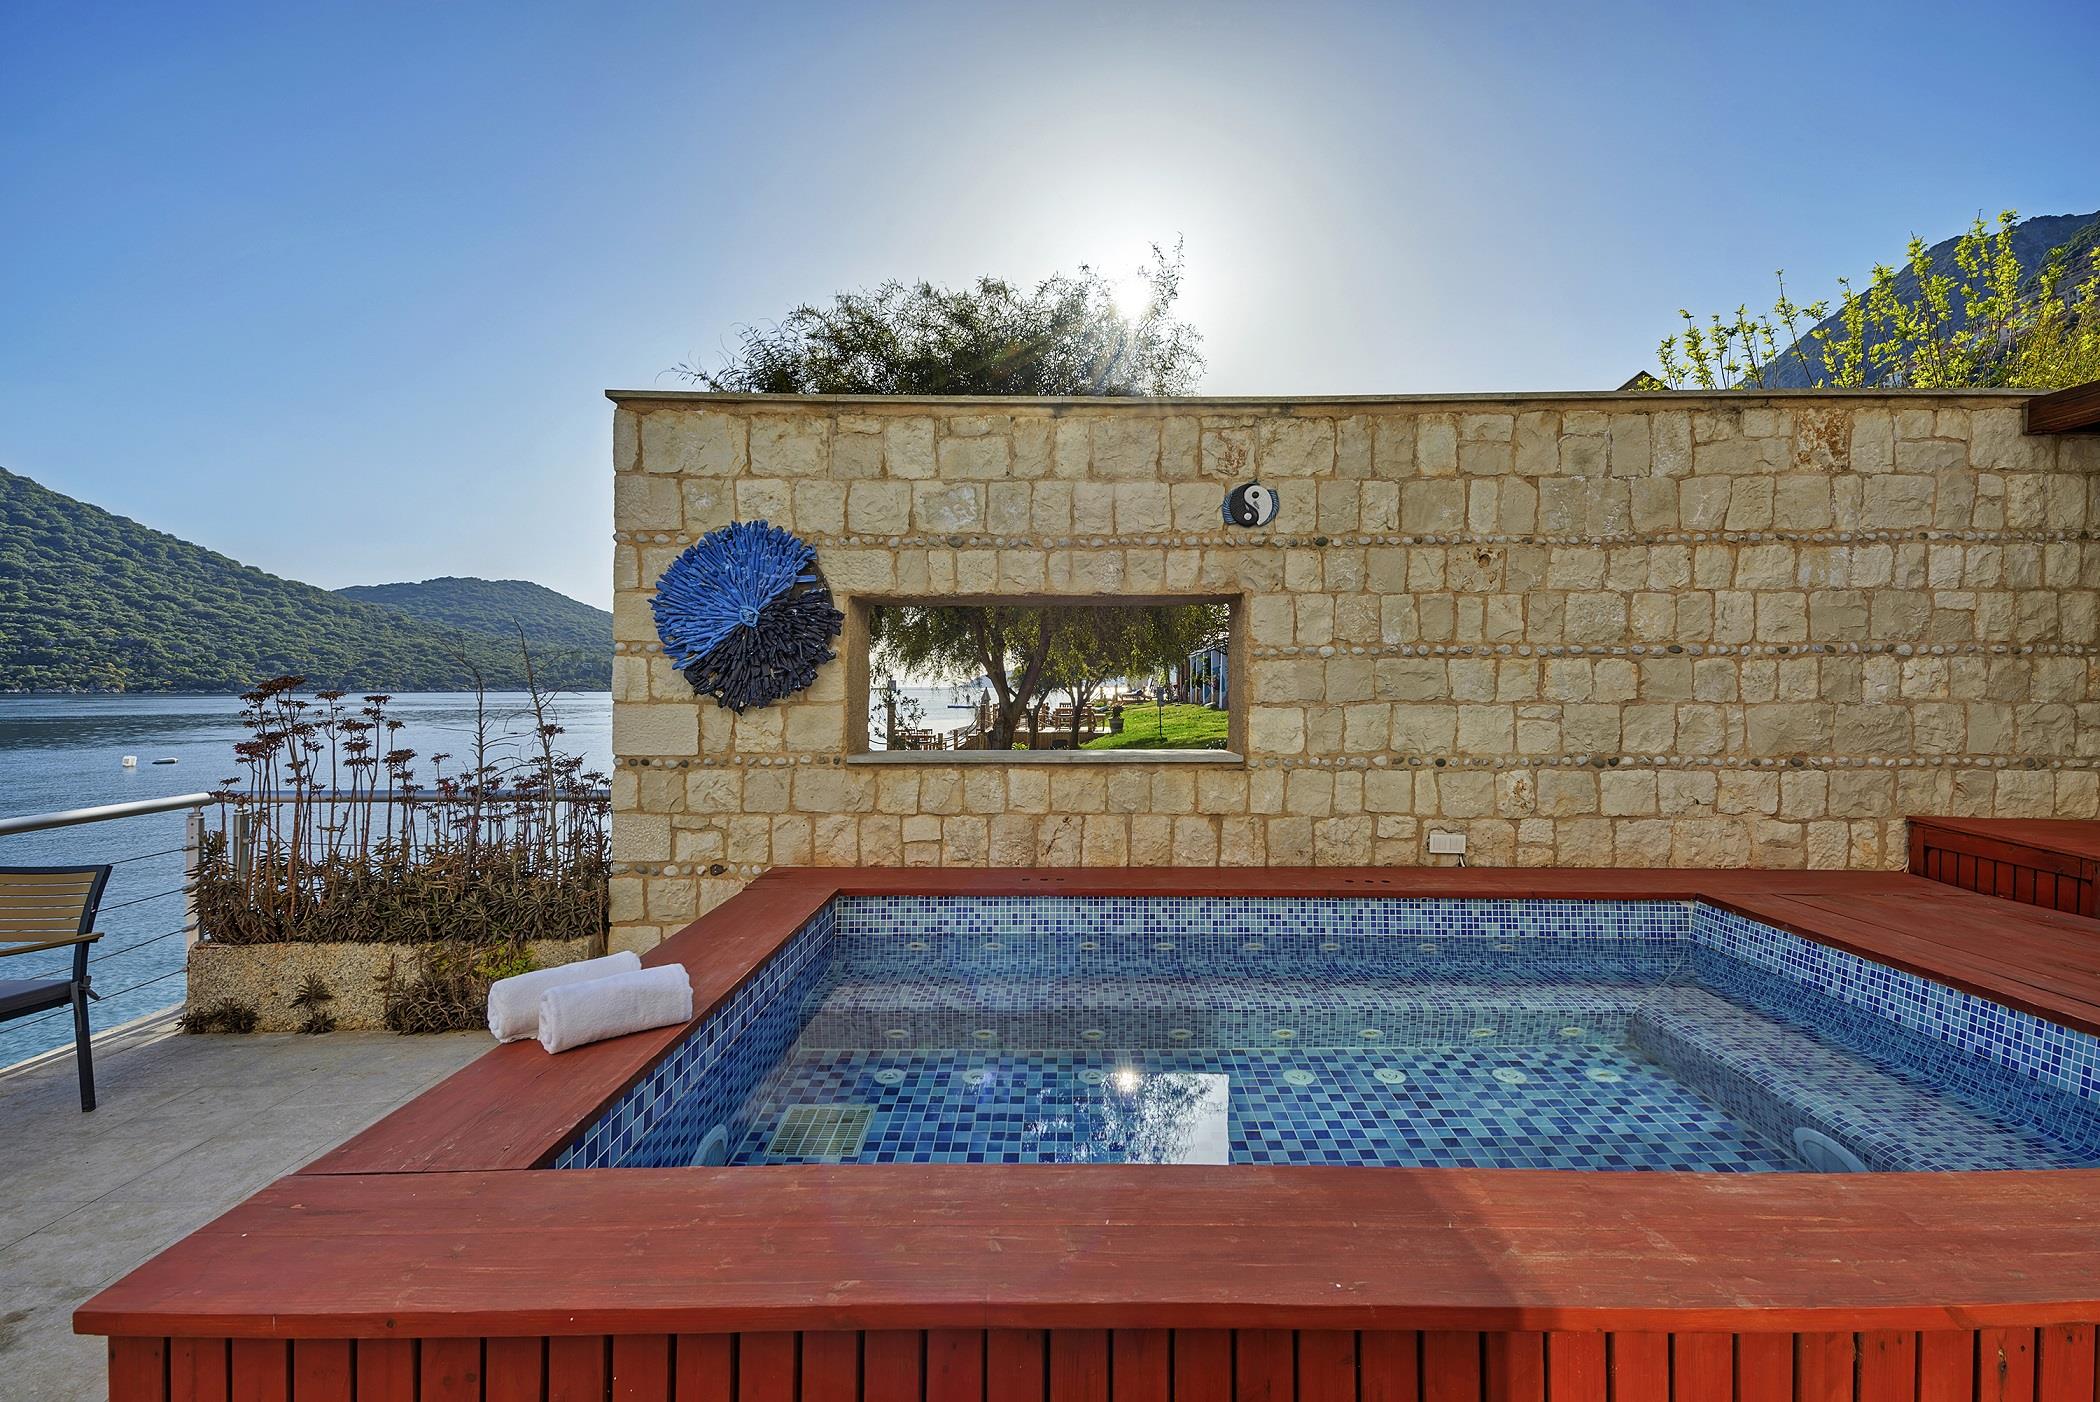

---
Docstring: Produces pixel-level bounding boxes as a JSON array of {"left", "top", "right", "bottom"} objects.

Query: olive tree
[
  {"left": 679, "top": 242, "right": 1202, "bottom": 395},
  {"left": 683, "top": 245, "right": 1208, "bottom": 747}
]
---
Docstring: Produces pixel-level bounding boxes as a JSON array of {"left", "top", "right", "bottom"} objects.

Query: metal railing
[
  {"left": 1, "top": 787, "right": 612, "bottom": 1066},
  {"left": 0, "top": 793, "right": 214, "bottom": 1047},
  {"left": 0, "top": 790, "right": 215, "bottom": 838}
]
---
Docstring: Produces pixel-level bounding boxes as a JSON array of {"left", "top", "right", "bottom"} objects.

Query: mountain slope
[
  {"left": 1757, "top": 209, "right": 2100, "bottom": 387},
  {"left": 0, "top": 467, "right": 607, "bottom": 693},
  {"left": 335, "top": 577, "right": 610, "bottom": 650}
]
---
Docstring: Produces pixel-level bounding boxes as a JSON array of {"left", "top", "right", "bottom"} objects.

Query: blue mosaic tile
[
  {"left": 556, "top": 895, "right": 2100, "bottom": 1175},
  {"left": 554, "top": 902, "right": 838, "bottom": 1170},
  {"left": 1690, "top": 905, "right": 2100, "bottom": 1106},
  {"left": 727, "top": 1047, "right": 1795, "bottom": 1171}
]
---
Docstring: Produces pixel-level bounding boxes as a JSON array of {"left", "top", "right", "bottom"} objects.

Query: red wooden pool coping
[
  {"left": 76, "top": 865, "right": 2100, "bottom": 1343},
  {"left": 74, "top": 1164, "right": 2100, "bottom": 1337}
]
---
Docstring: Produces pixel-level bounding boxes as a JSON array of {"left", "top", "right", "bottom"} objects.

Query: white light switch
[{"left": 1427, "top": 831, "right": 1467, "bottom": 856}]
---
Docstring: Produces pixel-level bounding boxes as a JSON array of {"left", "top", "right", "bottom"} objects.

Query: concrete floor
[{"left": 0, "top": 1012, "right": 484, "bottom": 1401}]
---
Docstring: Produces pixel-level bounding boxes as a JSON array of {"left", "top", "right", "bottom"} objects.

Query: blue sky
[{"left": 3, "top": 1, "right": 2095, "bottom": 608}]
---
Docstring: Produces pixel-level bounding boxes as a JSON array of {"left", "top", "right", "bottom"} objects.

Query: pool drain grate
[{"left": 769, "top": 1104, "right": 874, "bottom": 1160}]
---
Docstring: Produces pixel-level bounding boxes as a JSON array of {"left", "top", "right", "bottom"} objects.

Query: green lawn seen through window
[{"left": 1079, "top": 703, "right": 1230, "bottom": 751}]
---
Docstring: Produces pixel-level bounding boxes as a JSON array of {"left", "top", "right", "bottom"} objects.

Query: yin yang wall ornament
[{"left": 1222, "top": 481, "right": 1279, "bottom": 528}]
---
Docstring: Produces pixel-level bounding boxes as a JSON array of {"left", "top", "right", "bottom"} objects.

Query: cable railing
[
  {"left": 0, "top": 787, "right": 614, "bottom": 1066},
  {"left": 0, "top": 793, "right": 214, "bottom": 1062}
]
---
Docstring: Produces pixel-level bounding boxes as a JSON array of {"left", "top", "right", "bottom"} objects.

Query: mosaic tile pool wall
[{"left": 557, "top": 896, "right": 2100, "bottom": 1174}]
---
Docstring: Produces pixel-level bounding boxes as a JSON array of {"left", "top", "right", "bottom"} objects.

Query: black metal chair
[{"left": 0, "top": 865, "right": 111, "bottom": 1111}]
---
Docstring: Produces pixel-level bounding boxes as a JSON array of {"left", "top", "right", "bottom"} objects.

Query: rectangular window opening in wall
[{"left": 844, "top": 596, "right": 1244, "bottom": 764}]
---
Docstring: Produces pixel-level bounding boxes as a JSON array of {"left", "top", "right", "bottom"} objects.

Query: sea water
[{"left": 0, "top": 692, "right": 611, "bottom": 1067}]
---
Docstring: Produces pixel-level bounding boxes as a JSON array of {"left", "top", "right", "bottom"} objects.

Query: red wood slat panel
[
  {"left": 172, "top": 1338, "right": 231, "bottom": 1402},
  {"left": 291, "top": 1340, "right": 353, "bottom": 1402},
  {"left": 1363, "top": 1332, "right": 1423, "bottom": 1402},
  {"left": 1300, "top": 1330, "right": 1359, "bottom": 1402},
  {"left": 230, "top": 1339, "right": 289, "bottom": 1402},
  {"left": 1485, "top": 1333, "right": 1542, "bottom": 1402},
  {"left": 801, "top": 1331, "right": 861, "bottom": 1402},
  {"left": 110, "top": 1338, "right": 169, "bottom": 1402},
  {"left": 1110, "top": 1329, "right": 1169, "bottom": 1402},
  {"left": 2025, "top": 379, "right": 2100, "bottom": 434},
  {"left": 1236, "top": 1328, "right": 1296, "bottom": 1402},
  {"left": 614, "top": 1334, "right": 672, "bottom": 1401},
  {"left": 1918, "top": 1332, "right": 1976, "bottom": 1402},
  {"left": 550, "top": 1336, "right": 610, "bottom": 1402},
  {"left": 1172, "top": 1330, "right": 1233, "bottom": 1402},
  {"left": 867, "top": 1330, "right": 926, "bottom": 1402},
  {"left": 1543, "top": 1333, "right": 1605, "bottom": 1402},
  {"left": 1608, "top": 1334, "right": 1667, "bottom": 1402},
  {"left": 737, "top": 1332, "right": 797, "bottom": 1402},
  {"left": 1796, "top": 1334, "right": 1857, "bottom": 1402},
  {"left": 676, "top": 1335, "right": 737, "bottom": 1402},
  {"left": 421, "top": 1337, "right": 483, "bottom": 1402},
  {"left": 1424, "top": 1331, "right": 1484, "bottom": 1402},
  {"left": 989, "top": 1330, "right": 1048, "bottom": 1402},
  {"left": 1671, "top": 1333, "right": 1730, "bottom": 1402},
  {"left": 1050, "top": 1329, "right": 1110, "bottom": 1402},
  {"left": 1736, "top": 1334, "right": 1794, "bottom": 1402},
  {"left": 1981, "top": 1329, "right": 2037, "bottom": 1402},
  {"left": 2036, "top": 1326, "right": 2096, "bottom": 1402},
  {"left": 485, "top": 1338, "right": 546, "bottom": 1402},
  {"left": 353, "top": 1339, "right": 415, "bottom": 1402},
  {"left": 1857, "top": 1332, "right": 1916, "bottom": 1402},
  {"left": 929, "top": 1329, "right": 988, "bottom": 1402}
]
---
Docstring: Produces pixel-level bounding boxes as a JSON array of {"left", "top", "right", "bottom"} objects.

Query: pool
[{"left": 564, "top": 897, "right": 2100, "bottom": 1174}]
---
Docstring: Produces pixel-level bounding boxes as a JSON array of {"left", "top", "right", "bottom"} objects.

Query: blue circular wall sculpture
[{"left": 651, "top": 521, "right": 843, "bottom": 712}]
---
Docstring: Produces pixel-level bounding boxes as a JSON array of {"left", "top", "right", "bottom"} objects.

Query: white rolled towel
[
  {"left": 537, "top": 965, "right": 694, "bottom": 1054},
  {"left": 486, "top": 951, "right": 641, "bottom": 1042}
]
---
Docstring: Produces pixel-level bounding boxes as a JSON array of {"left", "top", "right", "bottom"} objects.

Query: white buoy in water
[{"left": 121, "top": 755, "right": 138, "bottom": 768}]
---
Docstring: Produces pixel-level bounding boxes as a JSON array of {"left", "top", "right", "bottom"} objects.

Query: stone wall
[{"left": 608, "top": 390, "right": 2099, "bottom": 950}]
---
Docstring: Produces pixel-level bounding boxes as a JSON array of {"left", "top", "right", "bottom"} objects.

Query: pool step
[
  {"left": 832, "top": 938, "right": 1683, "bottom": 982},
  {"left": 795, "top": 976, "right": 1658, "bottom": 1050},
  {"left": 1629, "top": 986, "right": 2100, "bottom": 1171}
]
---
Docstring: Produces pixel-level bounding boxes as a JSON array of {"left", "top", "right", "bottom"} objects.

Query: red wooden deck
[
  {"left": 78, "top": 866, "right": 2100, "bottom": 1402},
  {"left": 1911, "top": 818, "right": 2100, "bottom": 919}
]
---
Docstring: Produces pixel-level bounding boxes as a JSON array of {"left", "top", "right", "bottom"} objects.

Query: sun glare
[{"left": 1110, "top": 273, "right": 1153, "bottom": 323}]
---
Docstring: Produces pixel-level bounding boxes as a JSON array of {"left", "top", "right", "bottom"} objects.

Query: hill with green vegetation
[
  {"left": 335, "top": 577, "right": 610, "bottom": 651},
  {"left": 0, "top": 466, "right": 609, "bottom": 693},
  {"left": 1668, "top": 209, "right": 2100, "bottom": 391}
]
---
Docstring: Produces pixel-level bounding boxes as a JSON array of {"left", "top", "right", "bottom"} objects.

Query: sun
[{"left": 1110, "top": 272, "right": 1154, "bottom": 323}]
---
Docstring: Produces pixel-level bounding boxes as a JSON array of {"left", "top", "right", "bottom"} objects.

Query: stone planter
[{"left": 183, "top": 936, "right": 603, "bottom": 1032}]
